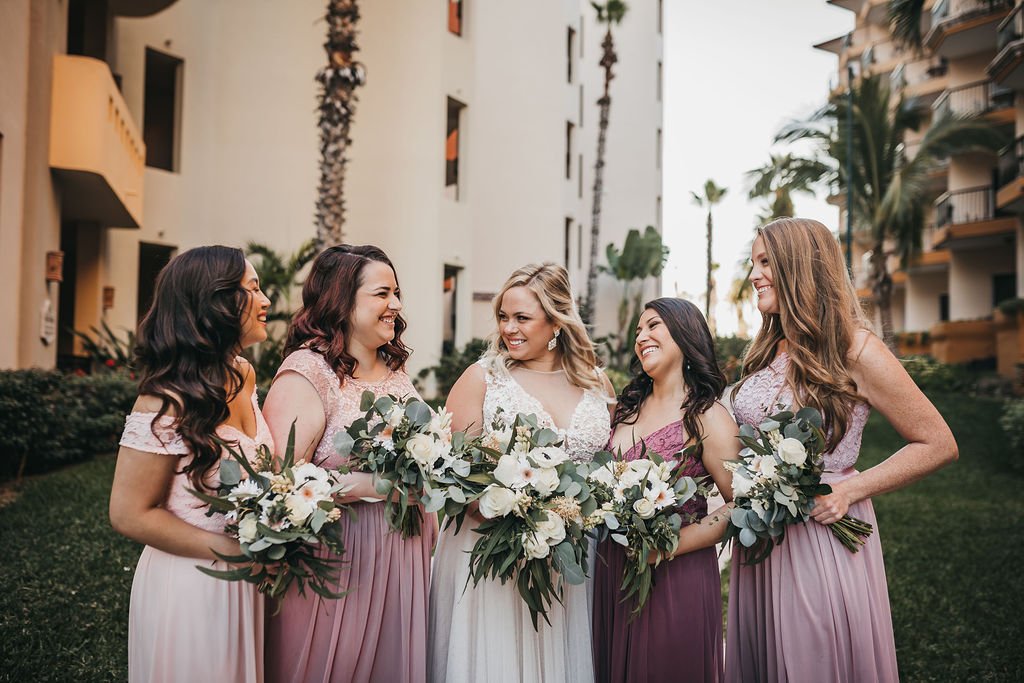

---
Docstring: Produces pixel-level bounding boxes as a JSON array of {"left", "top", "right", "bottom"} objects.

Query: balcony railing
[
  {"left": 934, "top": 0, "right": 1012, "bottom": 24},
  {"left": 998, "top": 136, "right": 1024, "bottom": 188},
  {"left": 997, "top": 2, "right": 1024, "bottom": 50},
  {"left": 935, "top": 186, "right": 997, "bottom": 228},
  {"left": 933, "top": 79, "right": 1014, "bottom": 117}
]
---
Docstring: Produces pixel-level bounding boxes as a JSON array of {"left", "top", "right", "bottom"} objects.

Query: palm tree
[
  {"left": 887, "top": 0, "right": 926, "bottom": 52},
  {"left": 314, "top": 0, "right": 366, "bottom": 250},
  {"left": 582, "top": 0, "right": 628, "bottom": 326},
  {"left": 747, "top": 153, "right": 830, "bottom": 221},
  {"left": 777, "top": 74, "right": 1006, "bottom": 350},
  {"left": 691, "top": 179, "right": 727, "bottom": 331}
]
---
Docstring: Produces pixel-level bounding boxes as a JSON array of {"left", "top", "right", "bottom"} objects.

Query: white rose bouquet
[
  {"left": 334, "top": 391, "right": 478, "bottom": 537},
  {"left": 467, "top": 412, "right": 600, "bottom": 630},
  {"left": 189, "top": 424, "right": 351, "bottom": 606},
  {"left": 586, "top": 443, "right": 702, "bottom": 614},
  {"left": 723, "top": 406, "right": 874, "bottom": 564}
]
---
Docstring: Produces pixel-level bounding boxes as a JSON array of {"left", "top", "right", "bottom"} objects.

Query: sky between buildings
[{"left": 663, "top": 1, "right": 852, "bottom": 335}]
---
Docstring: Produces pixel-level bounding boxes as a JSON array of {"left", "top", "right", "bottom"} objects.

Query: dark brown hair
[
  {"left": 284, "top": 244, "right": 410, "bottom": 379},
  {"left": 613, "top": 298, "right": 726, "bottom": 454},
  {"left": 134, "top": 245, "right": 248, "bottom": 489}
]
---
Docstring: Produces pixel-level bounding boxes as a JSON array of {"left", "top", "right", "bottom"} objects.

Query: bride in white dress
[{"left": 429, "top": 263, "right": 615, "bottom": 683}]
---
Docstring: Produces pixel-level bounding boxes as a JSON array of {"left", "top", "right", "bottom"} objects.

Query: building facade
[
  {"left": 0, "top": 0, "right": 663, "bottom": 376},
  {"left": 817, "top": 0, "right": 1024, "bottom": 379}
]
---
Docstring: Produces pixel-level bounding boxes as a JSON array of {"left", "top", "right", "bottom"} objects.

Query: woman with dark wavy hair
[
  {"left": 110, "top": 245, "right": 272, "bottom": 682},
  {"left": 592, "top": 297, "right": 736, "bottom": 683},
  {"left": 263, "top": 244, "right": 434, "bottom": 683}
]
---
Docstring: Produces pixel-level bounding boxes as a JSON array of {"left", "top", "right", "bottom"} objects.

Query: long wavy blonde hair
[
  {"left": 734, "top": 217, "right": 870, "bottom": 451},
  {"left": 483, "top": 263, "right": 606, "bottom": 394}
]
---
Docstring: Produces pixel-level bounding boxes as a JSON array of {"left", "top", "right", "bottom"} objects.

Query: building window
[
  {"left": 657, "top": 61, "right": 662, "bottom": 102},
  {"left": 448, "top": 0, "right": 463, "bottom": 36},
  {"left": 567, "top": 27, "right": 576, "bottom": 83},
  {"left": 564, "top": 218, "right": 573, "bottom": 268},
  {"left": 939, "top": 293, "right": 949, "bottom": 322},
  {"left": 144, "top": 47, "right": 183, "bottom": 172},
  {"left": 656, "top": 196, "right": 662, "bottom": 230},
  {"left": 137, "top": 242, "right": 175, "bottom": 322},
  {"left": 578, "top": 155, "right": 583, "bottom": 199},
  {"left": 442, "top": 265, "right": 461, "bottom": 354},
  {"left": 566, "top": 122, "right": 575, "bottom": 180},
  {"left": 577, "top": 223, "right": 583, "bottom": 269},
  {"left": 656, "top": 128, "right": 662, "bottom": 169},
  {"left": 994, "top": 273, "right": 1017, "bottom": 307},
  {"left": 658, "top": 0, "right": 663, "bottom": 34},
  {"left": 445, "top": 97, "right": 466, "bottom": 200}
]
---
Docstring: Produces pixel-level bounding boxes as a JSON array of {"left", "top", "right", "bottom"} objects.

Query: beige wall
[
  {"left": 906, "top": 268, "right": 948, "bottom": 330},
  {"left": 949, "top": 247, "right": 1015, "bottom": 319}
]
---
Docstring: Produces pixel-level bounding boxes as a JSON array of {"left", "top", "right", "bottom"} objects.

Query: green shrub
[
  {"left": 415, "top": 338, "right": 489, "bottom": 400},
  {"left": 900, "top": 355, "right": 974, "bottom": 394},
  {"left": 1001, "top": 399, "right": 1024, "bottom": 455},
  {"left": 0, "top": 369, "right": 136, "bottom": 480},
  {"left": 716, "top": 335, "right": 750, "bottom": 384}
]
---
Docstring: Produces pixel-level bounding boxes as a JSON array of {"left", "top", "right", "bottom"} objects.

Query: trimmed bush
[
  {"left": 0, "top": 369, "right": 136, "bottom": 480},
  {"left": 1001, "top": 399, "right": 1024, "bottom": 456}
]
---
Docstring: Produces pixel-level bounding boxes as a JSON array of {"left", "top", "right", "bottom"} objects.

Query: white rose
[
  {"left": 284, "top": 493, "right": 316, "bottom": 525},
  {"left": 521, "top": 532, "right": 551, "bottom": 559},
  {"left": 535, "top": 510, "right": 566, "bottom": 545},
  {"left": 237, "top": 514, "right": 258, "bottom": 543},
  {"left": 633, "top": 497, "right": 656, "bottom": 519},
  {"left": 482, "top": 426, "right": 513, "bottom": 453},
  {"left": 732, "top": 472, "right": 754, "bottom": 497},
  {"left": 751, "top": 455, "right": 779, "bottom": 482},
  {"left": 588, "top": 464, "right": 617, "bottom": 487},
  {"left": 530, "top": 446, "right": 569, "bottom": 467},
  {"left": 478, "top": 485, "right": 517, "bottom": 518},
  {"left": 406, "top": 433, "right": 436, "bottom": 467},
  {"left": 493, "top": 453, "right": 525, "bottom": 489},
  {"left": 778, "top": 438, "right": 808, "bottom": 466},
  {"left": 429, "top": 410, "right": 453, "bottom": 442},
  {"left": 386, "top": 405, "right": 405, "bottom": 428},
  {"left": 530, "top": 467, "right": 560, "bottom": 496}
]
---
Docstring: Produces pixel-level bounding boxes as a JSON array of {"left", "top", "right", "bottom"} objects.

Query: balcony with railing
[
  {"left": 932, "top": 78, "right": 1014, "bottom": 121},
  {"left": 934, "top": 185, "right": 1017, "bottom": 246},
  {"left": 989, "top": 2, "right": 1024, "bottom": 87},
  {"left": 996, "top": 135, "right": 1024, "bottom": 210},
  {"left": 926, "top": 0, "right": 1014, "bottom": 57}
]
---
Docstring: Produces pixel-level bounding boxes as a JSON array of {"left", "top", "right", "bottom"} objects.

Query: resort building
[
  {"left": 0, "top": 0, "right": 663, "bottom": 375},
  {"left": 817, "top": 0, "right": 1023, "bottom": 380}
]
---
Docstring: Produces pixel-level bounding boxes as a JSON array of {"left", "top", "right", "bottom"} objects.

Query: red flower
[{"left": 105, "top": 359, "right": 116, "bottom": 368}]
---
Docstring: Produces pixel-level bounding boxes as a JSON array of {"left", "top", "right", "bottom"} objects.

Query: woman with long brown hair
[
  {"left": 262, "top": 244, "right": 434, "bottom": 683},
  {"left": 592, "top": 297, "right": 736, "bottom": 683},
  {"left": 428, "top": 263, "right": 615, "bottom": 683},
  {"left": 725, "top": 218, "right": 958, "bottom": 682},
  {"left": 110, "top": 245, "right": 272, "bottom": 682}
]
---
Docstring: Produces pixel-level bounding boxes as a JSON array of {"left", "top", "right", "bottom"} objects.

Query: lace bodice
[
  {"left": 732, "top": 352, "right": 870, "bottom": 471},
  {"left": 617, "top": 421, "right": 709, "bottom": 523},
  {"left": 478, "top": 358, "right": 611, "bottom": 463},
  {"left": 275, "top": 349, "right": 419, "bottom": 469},
  {"left": 118, "top": 385, "right": 273, "bottom": 533}
]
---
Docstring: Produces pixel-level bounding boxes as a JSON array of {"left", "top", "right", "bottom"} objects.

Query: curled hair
[
  {"left": 134, "top": 245, "right": 248, "bottom": 489},
  {"left": 613, "top": 298, "right": 726, "bottom": 453},
  {"left": 733, "top": 217, "right": 869, "bottom": 452},
  {"left": 482, "top": 263, "right": 607, "bottom": 395},
  {"left": 284, "top": 244, "right": 410, "bottom": 380}
]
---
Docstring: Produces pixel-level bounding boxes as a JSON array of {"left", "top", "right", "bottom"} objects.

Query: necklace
[{"left": 517, "top": 365, "right": 564, "bottom": 375}]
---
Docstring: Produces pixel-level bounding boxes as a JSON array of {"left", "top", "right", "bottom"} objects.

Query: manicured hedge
[{"left": 0, "top": 370, "right": 137, "bottom": 480}]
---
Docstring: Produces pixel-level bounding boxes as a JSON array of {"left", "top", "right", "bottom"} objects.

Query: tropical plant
[
  {"left": 315, "top": 0, "right": 366, "bottom": 249},
  {"left": 747, "top": 153, "right": 829, "bottom": 222},
  {"left": 582, "top": 0, "right": 629, "bottom": 326},
  {"left": 690, "top": 179, "right": 727, "bottom": 332},
  {"left": 887, "top": 0, "right": 926, "bottom": 52},
  {"left": 596, "top": 226, "right": 668, "bottom": 372},
  {"left": 776, "top": 74, "right": 1006, "bottom": 350},
  {"left": 244, "top": 240, "right": 318, "bottom": 393},
  {"left": 71, "top": 320, "right": 135, "bottom": 374}
]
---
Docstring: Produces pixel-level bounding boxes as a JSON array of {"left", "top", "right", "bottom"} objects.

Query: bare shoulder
[
  {"left": 132, "top": 392, "right": 180, "bottom": 415},
  {"left": 847, "top": 331, "right": 897, "bottom": 377},
  {"left": 595, "top": 367, "right": 617, "bottom": 400},
  {"left": 455, "top": 361, "right": 487, "bottom": 388},
  {"left": 698, "top": 401, "right": 739, "bottom": 436}
]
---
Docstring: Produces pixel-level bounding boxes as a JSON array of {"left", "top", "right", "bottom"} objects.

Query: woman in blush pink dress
[
  {"left": 725, "top": 218, "right": 959, "bottom": 683},
  {"left": 110, "top": 245, "right": 273, "bottom": 683},
  {"left": 263, "top": 245, "right": 435, "bottom": 683}
]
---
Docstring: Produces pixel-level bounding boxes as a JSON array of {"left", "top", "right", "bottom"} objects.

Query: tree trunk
[
  {"left": 582, "top": 29, "right": 618, "bottom": 327},
  {"left": 705, "top": 211, "right": 713, "bottom": 321},
  {"left": 315, "top": 0, "right": 365, "bottom": 250},
  {"left": 869, "top": 243, "right": 898, "bottom": 353}
]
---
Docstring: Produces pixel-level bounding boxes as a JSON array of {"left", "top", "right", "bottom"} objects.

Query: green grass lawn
[{"left": 0, "top": 392, "right": 1020, "bottom": 681}]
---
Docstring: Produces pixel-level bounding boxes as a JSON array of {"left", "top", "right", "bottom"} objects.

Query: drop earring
[{"left": 547, "top": 328, "right": 561, "bottom": 351}]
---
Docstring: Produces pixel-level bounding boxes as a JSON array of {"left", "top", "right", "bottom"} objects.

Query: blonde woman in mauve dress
[
  {"left": 592, "top": 297, "right": 737, "bottom": 683},
  {"left": 110, "top": 246, "right": 272, "bottom": 682},
  {"left": 726, "top": 218, "right": 958, "bottom": 683},
  {"left": 428, "top": 263, "right": 615, "bottom": 683},
  {"left": 262, "top": 245, "right": 435, "bottom": 683}
]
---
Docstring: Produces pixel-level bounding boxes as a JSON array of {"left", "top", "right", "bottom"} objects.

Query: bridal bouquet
[
  {"left": 190, "top": 425, "right": 351, "bottom": 604},
  {"left": 334, "top": 391, "right": 469, "bottom": 537},
  {"left": 587, "top": 443, "right": 702, "bottom": 614},
  {"left": 723, "top": 406, "right": 874, "bottom": 564},
  {"left": 467, "top": 412, "right": 599, "bottom": 629}
]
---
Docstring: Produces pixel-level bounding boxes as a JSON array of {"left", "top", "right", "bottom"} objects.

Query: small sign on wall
[
  {"left": 45, "top": 251, "right": 64, "bottom": 283},
  {"left": 103, "top": 286, "right": 115, "bottom": 311},
  {"left": 40, "top": 299, "right": 56, "bottom": 346}
]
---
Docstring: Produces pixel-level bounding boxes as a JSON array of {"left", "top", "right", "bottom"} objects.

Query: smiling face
[
  {"left": 497, "top": 286, "right": 558, "bottom": 363},
  {"left": 634, "top": 307, "right": 683, "bottom": 379},
  {"left": 239, "top": 259, "right": 271, "bottom": 348},
  {"left": 348, "top": 260, "right": 403, "bottom": 352},
  {"left": 750, "top": 235, "right": 779, "bottom": 315}
]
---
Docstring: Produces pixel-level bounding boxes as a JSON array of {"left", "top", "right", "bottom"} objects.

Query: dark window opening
[
  {"left": 939, "top": 293, "right": 950, "bottom": 322},
  {"left": 442, "top": 265, "right": 461, "bottom": 355},
  {"left": 137, "top": 242, "right": 175, "bottom": 322},
  {"left": 566, "top": 121, "right": 575, "bottom": 180},
  {"left": 564, "top": 218, "right": 572, "bottom": 268},
  {"left": 567, "top": 27, "right": 576, "bottom": 83},
  {"left": 144, "top": 47, "right": 183, "bottom": 172},
  {"left": 994, "top": 272, "right": 1017, "bottom": 307},
  {"left": 445, "top": 97, "right": 467, "bottom": 200}
]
